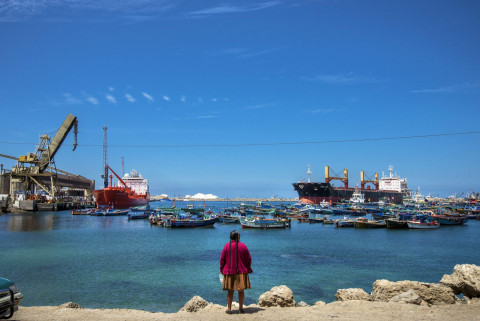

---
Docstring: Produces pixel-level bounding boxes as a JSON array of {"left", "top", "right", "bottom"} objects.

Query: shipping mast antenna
[
  {"left": 307, "top": 165, "right": 312, "bottom": 183},
  {"left": 103, "top": 126, "right": 108, "bottom": 188}
]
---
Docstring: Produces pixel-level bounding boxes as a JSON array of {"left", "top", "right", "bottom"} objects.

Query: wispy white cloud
[
  {"left": 303, "top": 73, "right": 385, "bottom": 85},
  {"left": 180, "top": 95, "right": 186, "bottom": 102},
  {"left": 246, "top": 103, "right": 277, "bottom": 109},
  {"left": 108, "top": 86, "right": 115, "bottom": 92},
  {"left": 411, "top": 82, "right": 480, "bottom": 93},
  {"left": 198, "top": 98, "right": 204, "bottom": 103},
  {"left": 125, "top": 93, "right": 136, "bottom": 103},
  {"left": 162, "top": 95, "right": 170, "bottom": 101},
  {"left": 209, "top": 47, "right": 280, "bottom": 60},
  {"left": 142, "top": 92, "right": 154, "bottom": 102},
  {"left": 307, "top": 108, "right": 346, "bottom": 114},
  {"left": 63, "top": 93, "right": 82, "bottom": 105},
  {"left": 188, "top": 1, "right": 279, "bottom": 16},
  {"left": 211, "top": 98, "right": 218, "bottom": 102},
  {"left": 197, "top": 115, "right": 217, "bottom": 119},
  {"left": 238, "top": 48, "right": 280, "bottom": 59},
  {"left": 106, "top": 94, "right": 117, "bottom": 104},
  {"left": 86, "top": 96, "right": 99, "bottom": 105},
  {"left": 0, "top": 0, "right": 176, "bottom": 23}
]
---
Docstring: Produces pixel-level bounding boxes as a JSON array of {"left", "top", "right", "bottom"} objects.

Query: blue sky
[{"left": 0, "top": 0, "right": 479, "bottom": 198}]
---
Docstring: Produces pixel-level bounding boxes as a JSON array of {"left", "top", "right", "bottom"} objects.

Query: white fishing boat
[
  {"left": 240, "top": 217, "right": 290, "bottom": 229},
  {"left": 407, "top": 220, "right": 440, "bottom": 229}
]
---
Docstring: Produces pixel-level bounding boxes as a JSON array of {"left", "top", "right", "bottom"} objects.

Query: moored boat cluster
[{"left": 71, "top": 197, "right": 480, "bottom": 230}]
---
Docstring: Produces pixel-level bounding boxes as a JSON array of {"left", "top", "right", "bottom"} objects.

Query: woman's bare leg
[
  {"left": 227, "top": 290, "right": 234, "bottom": 311},
  {"left": 238, "top": 290, "right": 245, "bottom": 310}
]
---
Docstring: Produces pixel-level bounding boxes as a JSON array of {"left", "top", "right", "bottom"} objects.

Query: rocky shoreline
[{"left": 14, "top": 264, "right": 480, "bottom": 321}]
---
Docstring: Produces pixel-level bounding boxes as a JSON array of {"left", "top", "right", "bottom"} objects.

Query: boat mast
[{"left": 307, "top": 164, "right": 312, "bottom": 183}]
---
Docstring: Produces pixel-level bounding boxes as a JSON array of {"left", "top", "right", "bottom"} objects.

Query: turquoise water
[{"left": 1, "top": 201, "right": 480, "bottom": 312}]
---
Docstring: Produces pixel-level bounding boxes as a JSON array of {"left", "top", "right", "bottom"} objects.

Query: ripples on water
[{"left": 1, "top": 201, "right": 480, "bottom": 312}]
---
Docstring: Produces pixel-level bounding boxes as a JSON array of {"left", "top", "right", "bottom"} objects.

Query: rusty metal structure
[{"left": 1, "top": 114, "right": 94, "bottom": 200}]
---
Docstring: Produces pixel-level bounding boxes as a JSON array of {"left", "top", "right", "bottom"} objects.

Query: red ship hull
[{"left": 94, "top": 187, "right": 150, "bottom": 209}]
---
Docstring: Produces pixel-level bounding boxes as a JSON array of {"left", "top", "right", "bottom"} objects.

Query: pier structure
[{"left": 0, "top": 114, "right": 95, "bottom": 211}]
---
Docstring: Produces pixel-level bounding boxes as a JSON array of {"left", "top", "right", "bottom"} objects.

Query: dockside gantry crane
[{"left": 9, "top": 114, "right": 78, "bottom": 198}]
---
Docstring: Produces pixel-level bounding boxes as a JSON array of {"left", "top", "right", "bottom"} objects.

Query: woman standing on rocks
[{"left": 220, "top": 230, "right": 253, "bottom": 314}]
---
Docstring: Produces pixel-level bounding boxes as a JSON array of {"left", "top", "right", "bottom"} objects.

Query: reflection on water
[{"left": 8, "top": 213, "right": 54, "bottom": 232}]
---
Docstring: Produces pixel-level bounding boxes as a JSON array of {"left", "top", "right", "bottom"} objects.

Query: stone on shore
[
  {"left": 179, "top": 296, "right": 209, "bottom": 312},
  {"left": 59, "top": 302, "right": 83, "bottom": 309},
  {"left": 389, "top": 289, "right": 423, "bottom": 305},
  {"left": 258, "top": 285, "right": 296, "bottom": 307},
  {"left": 297, "top": 301, "right": 309, "bottom": 307},
  {"left": 335, "top": 288, "right": 371, "bottom": 301},
  {"left": 371, "top": 280, "right": 457, "bottom": 305},
  {"left": 440, "top": 264, "right": 480, "bottom": 298}
]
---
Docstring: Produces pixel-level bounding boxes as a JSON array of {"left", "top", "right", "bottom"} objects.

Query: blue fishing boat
[
  {"left": 103, "top": 209, "right": 129, "bottom": 216},
  {"left": 170, "top": 216, "right": 218, "bottom": 228},
  {"left": 309, "top": 217, "right": 324, "bottom": 223},
  {"left": 429, "top": 214, "right": 468, "bottom": 225},
  {"left": 335, "top": 218, "right": 355, "bottom": 227},
  {"left": 128, "top": 212, "right": 149, "bottom": 220}
]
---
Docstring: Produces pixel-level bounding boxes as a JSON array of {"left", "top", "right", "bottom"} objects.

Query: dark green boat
[{"left": 386, "top": 218, "right": 408, "bottom": 229}]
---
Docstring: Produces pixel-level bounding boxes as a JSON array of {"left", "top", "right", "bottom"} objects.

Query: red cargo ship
[{"left": 94, "top": 165, "right": 149, "bottom": 209}]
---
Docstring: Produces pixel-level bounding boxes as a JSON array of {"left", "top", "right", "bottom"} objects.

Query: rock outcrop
[
  {"left": 179, "top": 296, "right": 209, "bottom": 312},
  {"left": 371, "top": 280, "right": 457, "bottom": 305},
  {"left": 59, "top": 302, "right": 83, "bottom": 309},
  {"left": 389, "top": 289, "right": 423, "bottom": 305},
  {"left": 314, "top": 301, "right": 326, "bottom": 307},
  {"left": 440, "top": 264, "right": 480, "bottom": 298},
  {"left": 297, "top": 301, "right": 309, "bottom": 307},
  {"left": 258, "top": 285, "right": 296, "bottom": 307},
  {"left": 335, "top": 288, "right": 371, "bottom": 301}
]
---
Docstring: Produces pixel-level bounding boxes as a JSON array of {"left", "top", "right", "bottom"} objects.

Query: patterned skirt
[{"left": 222, "top": 273, "right": 251, "bottom": 291}]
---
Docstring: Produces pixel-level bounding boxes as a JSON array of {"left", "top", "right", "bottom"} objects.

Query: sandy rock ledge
[
  {"left": 258, "top": 285, "right": 296, "bottom": 307},
  {"left": 440, "top": 264, "right": 480, "bottom": 298}
]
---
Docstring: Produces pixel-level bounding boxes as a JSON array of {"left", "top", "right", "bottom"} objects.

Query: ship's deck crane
[
  {"left": 325, "top": 165, "right": 348, "bottom": 188},
  {"left": 361, "top": 170, "right": 379, "bottom": 190}
]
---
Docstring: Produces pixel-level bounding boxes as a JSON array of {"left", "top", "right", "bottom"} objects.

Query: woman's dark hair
[
  {"left": 230, "top": 230, "right": 240, "bottom": 241},
  {"left": 229, "top": 230, "right": 240, "bottom": 273}
]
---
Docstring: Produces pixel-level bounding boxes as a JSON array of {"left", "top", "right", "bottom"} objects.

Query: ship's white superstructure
[
  {"left": 378, "top": 165, "right": 408, "bottom": 192},
  {"left": 120, "top": 170, "right": 149, "bottom": 195}
]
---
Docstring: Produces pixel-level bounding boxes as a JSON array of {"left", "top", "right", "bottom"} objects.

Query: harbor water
[{"left": 1, "top": 201, "right": 480, "bottom": 313}]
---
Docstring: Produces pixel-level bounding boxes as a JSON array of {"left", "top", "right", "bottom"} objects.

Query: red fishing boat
[{"left": 94, "top": 165, "right": 150, "bottom": 209}]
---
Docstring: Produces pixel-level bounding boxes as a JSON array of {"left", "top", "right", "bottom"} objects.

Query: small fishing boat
[
  {"left": 407, "top": 220, "right": 440, "bottom": 229},
  {"left": 366, "top": 220, "right": 386, "bottom": 228},
  {"left": 240, "top": 217, "right": 290, "bottom": 229},
  {"left": 309, "top": 217, "right": 324, "bottom": 223},
  {"left": 218, "top": 215, "right": 240, "bottom": 224},
  {"left": 103, "top": 209, "right": 129, "bottom": 216},
  {"left": 128, "top": 212, "right": 149, "bottom": 220},
  {"left": 429, "top": 214, "right": 468, "bottom": 225},
  {"left": 323, "top": 218, "right": 337, "bottom": 225},
  {"left": 170, "top": 216, "right": 218, "bottom": 228},
  {"left": 335, "top": 219, "right": 354, "bottom": 228},
  {"left": 71, "top": 209, "right": 92, "bottom": 215},
  {"left": 354, "top": 217, "right": 368, "bottom": 228},
  {"left": 386, "top": 218, "right": 408, "bottom": 229}
]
